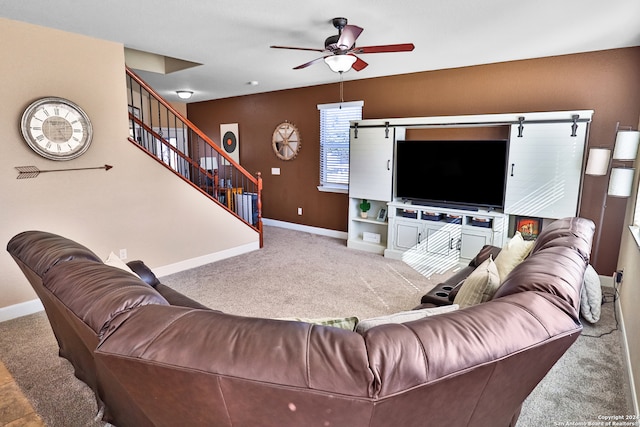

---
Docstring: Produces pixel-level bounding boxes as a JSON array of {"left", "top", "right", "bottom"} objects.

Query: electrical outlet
[
  {"left": 297, "top": 207, "right": 303, "bottom": 215},
  {"left": 119, "top": 249, "right": 127, "bottom": 260}
]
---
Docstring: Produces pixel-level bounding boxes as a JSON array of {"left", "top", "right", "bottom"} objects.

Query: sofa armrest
[
  {"left": 126, "top": 260, "right": 161, "bottom": 288},
  {"left": 469, "top": 245, "right": 502, "bottom": 268},
  {"left": 154, "top": 283, "right": 214, "bottom": 311}
]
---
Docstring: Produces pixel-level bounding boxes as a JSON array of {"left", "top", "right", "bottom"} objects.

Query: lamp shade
[
  {"left": 585, "top": 148, "right": 611, "bottom": 176},
  {"left": 612, "top": 130, "right": 640, "bottom": 160},
  {"left": 200, "top": 156, "right": 218, "bottom": 171},
  {"left": 324, "top": 55, "right": 357, "bottom": 73},
  {"left": 608, "top": 167, "right": 635, "bottom": 197}
]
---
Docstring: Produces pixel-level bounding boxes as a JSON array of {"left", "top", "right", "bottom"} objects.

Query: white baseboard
[
  {"left": 155, "top": 241, "right": 260, "bottom": 278},
  {"left": 263, "top": 218, "right": 348, "bottom": 240},
  {"left": 0, "top": 242, "right": 260, "bottom": 322},
  {"left": 616, "top": 289, "right": 639, "bottom": 416},
  {"left": 0, "top": 298, "right": 43, "bottom": 323},
  {"left": 0, "top": 222, "right": 340, "bottom": 322}
]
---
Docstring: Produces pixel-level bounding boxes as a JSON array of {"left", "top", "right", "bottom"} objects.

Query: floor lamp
[{"left": 585, "top": 126, "right": 640, "bottom": 269}]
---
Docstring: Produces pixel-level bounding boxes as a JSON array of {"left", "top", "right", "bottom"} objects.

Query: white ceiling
[{"left": 2, "top": 0, "right": 639, "bottom": 103}]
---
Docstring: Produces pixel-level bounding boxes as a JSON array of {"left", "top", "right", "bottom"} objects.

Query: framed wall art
[{"left": 515, "top": 216, "right": 542, "bottom": 240}]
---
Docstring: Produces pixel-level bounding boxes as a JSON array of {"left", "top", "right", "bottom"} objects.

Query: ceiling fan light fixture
[
  {"left": 176, "top": 90, "right": 193, "bottom": 100},
  {"left": 324, "top": 55, "right": 357, "bottom": 73}
]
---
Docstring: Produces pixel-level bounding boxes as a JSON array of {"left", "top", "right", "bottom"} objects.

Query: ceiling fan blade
[
  {"left": 270, "top": 45, "right": 326, "bottom": 53},
  {"left": 354, "top": 43, "right": 415, "bottom": 54},
  {"left": 337, "top": 25, "right": 363, "bottom": 50},
  {"left": 351, "top": 55, "right": 368, "bottom": 71},
  {"left": 293, "top": 56, "right": 329, "bottom": 70}
]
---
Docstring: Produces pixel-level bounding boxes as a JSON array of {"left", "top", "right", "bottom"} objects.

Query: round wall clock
[
  {"left": 272, "top": 121, "right": 301, "bottom": 161},
  {"left": 20, "top": 97, "right": 93, "bottom": 161}
]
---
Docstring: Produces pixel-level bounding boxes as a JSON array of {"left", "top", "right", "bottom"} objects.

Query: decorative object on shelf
[
  {"left": 15, "top": 164, "right": 113, "bottom": 179},
  {"left": 21, "top": 97, "right": 93, "bottom": 161},
  {"left": 376, "top": 207, "right": 387, "bottom": 222},
  {"left": 584, "top": 123, "right": 640, "bottom": 267},
  {"left": 359, "top": 199, "right": 371, "bottom": 218},
  {"left": 272, "top": 121, "right": 301, "bottom": 161},
  {"left": 515, "top": 216, "right": 542, "bottom": 240},
  {"left": 220, "top": 123, "right": 239, "bottom": 163}
]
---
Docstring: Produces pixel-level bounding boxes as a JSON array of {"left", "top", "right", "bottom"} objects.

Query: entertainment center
[{"left": 346, "top": 110, "right": 593, "bottom": 266}]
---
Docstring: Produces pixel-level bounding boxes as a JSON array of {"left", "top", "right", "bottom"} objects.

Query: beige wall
[
  {"left": 616, "top": 116, "right": 640, "bottom": 412},
  {"left": 0, "top": 18, "right": 258, "bottom": 310}
]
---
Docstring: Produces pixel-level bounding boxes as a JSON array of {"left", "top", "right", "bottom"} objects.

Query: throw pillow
[
  {"left": 104, "top": 252, "right": 136, "bottom": 276},
  {"left": 493, "top": 231, "right": 535, "bottom": 282},
  {"left": 278, "top": 316, "right": 360, "bottom": 331},
  {"left": 580, "top": 264, "right": 602, "bottom": 324},
  {"left": 453, "top": 256, "right": 500, "bottom": 308},
  {"left": 355, "top": 305, "right": 459, "bottom": 334}
]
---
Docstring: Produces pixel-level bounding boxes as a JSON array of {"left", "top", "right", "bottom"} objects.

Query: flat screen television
[{"left": 395, "top": 139, "right": 508, "bottom": 210}]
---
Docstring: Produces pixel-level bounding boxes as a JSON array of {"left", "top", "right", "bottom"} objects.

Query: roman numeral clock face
[{"left": 20, "top": 97, "right": 93, "bottom": 161}]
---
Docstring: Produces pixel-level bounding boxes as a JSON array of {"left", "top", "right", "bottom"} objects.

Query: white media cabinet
[
  {"left": 384, "top": 202, "right": 508, "bottom": 262},
  {"left": 346, "top": 110, "right": 593, "bottom": 265}
]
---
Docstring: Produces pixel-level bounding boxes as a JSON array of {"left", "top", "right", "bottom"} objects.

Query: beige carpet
[{"left": 0, "top": 225, "right": 633, "bottom": 426}]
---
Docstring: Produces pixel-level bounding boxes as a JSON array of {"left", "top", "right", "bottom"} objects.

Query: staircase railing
[{"left": 125, "top": 67, "right": 263, "bottom": 247}]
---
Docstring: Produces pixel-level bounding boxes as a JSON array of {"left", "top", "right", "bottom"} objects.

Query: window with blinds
[{"left": 317, "top": 101, "right": 363, "bottom": 191}]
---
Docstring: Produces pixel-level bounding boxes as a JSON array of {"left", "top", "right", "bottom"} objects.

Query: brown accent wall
[{"left": 188, "top": 47, "right": 640, "bottom": 275}]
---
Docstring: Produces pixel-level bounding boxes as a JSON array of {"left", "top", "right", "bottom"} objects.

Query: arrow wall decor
[{"left": 15, "top": 164, "right": 113, "bottom": 179}]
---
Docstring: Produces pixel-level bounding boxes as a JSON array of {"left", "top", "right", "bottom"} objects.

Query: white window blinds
[{"left": 317, "top": 101, "right": 363, "bottom": 190}]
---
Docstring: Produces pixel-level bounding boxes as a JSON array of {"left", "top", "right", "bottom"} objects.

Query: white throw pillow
[
  {"left": 104, "top": 252, "right": 136, "bottom": 275},
  {"left": 493, "top": 231, "right": 535, "bottom": 282},
  {"left": 453, "top": 256, "right": 500, "bottom": 308},
  {"left": 580, "top": 264, "right": 602, "bottom": 324},
  {"left": 277, "top": 316, "right": 360, "bottom": 331},
  {"left": 355, "top": 304, "right": 459, "bottom": 333}
]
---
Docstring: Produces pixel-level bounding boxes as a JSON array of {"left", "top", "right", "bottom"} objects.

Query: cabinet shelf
[{"left": 352, "top": 217, "right": 387, "bottom": 225}]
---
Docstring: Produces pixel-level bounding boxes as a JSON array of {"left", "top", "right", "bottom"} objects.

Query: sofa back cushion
[
  {"left": 7, "top": 230, "right": 102, "bottom": 277},
  {"left": 530, "top": 217, "right": 594, "bottom": 261},
  {"left": 492, "top": 217, "right": 595, "bottom": 312},
  {"left": 44, "top": 259, "right": 169, "bottom": 338}
]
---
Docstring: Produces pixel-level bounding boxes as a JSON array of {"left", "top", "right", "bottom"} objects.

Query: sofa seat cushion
[
  {"left": 44, "top": 259, "right": 169, "bottom": 338},
  {"left": 453, "top": 256, "right": 500, "bottom": 308}
]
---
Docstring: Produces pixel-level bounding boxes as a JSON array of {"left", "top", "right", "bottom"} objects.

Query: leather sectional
[{"left": 7, "top": 217, "right": 594, "bottom": 427}]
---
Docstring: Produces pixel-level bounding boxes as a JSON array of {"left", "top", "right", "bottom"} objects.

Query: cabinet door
[
  {"left": 394, "top": 220, "right": 422, "bottom": 251},
  {"left": 349, "top": 127, "right": 394, "bottom": 201},
  {"left": 425, "top": 222, "right": 462, "bottom": 255},
  {"left": 504, "top": 122, "right": 587, "bottom": 219},
  {"left": 460, "top": 231, "right": 490, "bottom": 260}
]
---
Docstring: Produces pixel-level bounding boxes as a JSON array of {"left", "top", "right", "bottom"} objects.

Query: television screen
[{"left": 395, "top": 140, "right": 508, "bottom": 209}]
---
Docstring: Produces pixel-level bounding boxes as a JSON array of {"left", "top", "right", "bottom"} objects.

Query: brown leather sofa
[{"left": 7, "top": 216, "right": 594, "bottom": 427}]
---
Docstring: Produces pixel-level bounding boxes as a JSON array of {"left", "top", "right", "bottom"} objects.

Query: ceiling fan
[{"left": 270, "top": 17, "right": 415, "bottom": 73}]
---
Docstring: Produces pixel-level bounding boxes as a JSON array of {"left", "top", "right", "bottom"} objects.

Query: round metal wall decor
[{"left": 272, "top": 121, "right": 301, "bottom": 161}]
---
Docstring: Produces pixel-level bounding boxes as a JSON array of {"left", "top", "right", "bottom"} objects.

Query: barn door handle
[{"left": 510, "top": 163, "right": 515, "bottom": 177}]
